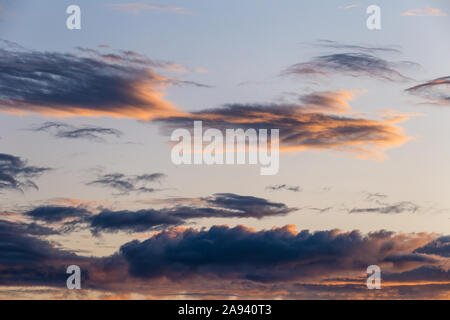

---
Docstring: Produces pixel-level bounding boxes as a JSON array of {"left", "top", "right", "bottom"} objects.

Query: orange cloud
[{"left": 402, "top": 8, "right": 447, "bottom": 17}]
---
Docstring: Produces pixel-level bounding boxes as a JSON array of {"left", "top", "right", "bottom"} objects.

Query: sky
[{"left": 0, "top": 0, "right": 449, "bottom": 299}]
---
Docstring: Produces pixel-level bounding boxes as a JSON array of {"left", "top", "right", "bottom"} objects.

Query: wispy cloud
[
  {"left": 266, "top": 184, "right": 302, "bottom": 193},
  {"left": 339, "top": 4, "right": 360, "bottom": 9},
  {"left": 31, "top": 122, "right": 123, "bottom": 142},
  {"left": 87, "top": 172, "right": 166, "bottom": 195},
  {"left": 406, "top": 76, "right": 450, "bottom": 106},
  {"left": 283, "top": 53, "right": 417, "bottom": 82},
  {"left": 349, "top": 201, "right": 420, "bottom": 214},
  {"left": 0, "top": 153, "right": 51, "bottom": 193},
  {"left": 107, "top": 2, "right": 192, "bottom": 15},
  {"left": 402, "top": 8, "right": 447, "bottom": 17}
]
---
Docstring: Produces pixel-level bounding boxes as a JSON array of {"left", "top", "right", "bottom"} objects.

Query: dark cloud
[
  {"left": 414, "top": 236, "right": 450, "bottom": 257},
  {"left": 266, "top": 184, "right": 301, "bottom": 192},
  {"left": 117, "top": 225, "right": 442, "bottom": 282},
  {"left": 31, "top": 122, "right": 123, "bottom": 142},
  {"left": 0, "top": 42, "right": 205, "bottom": 119},
  {"left": 85, "top": 193, "right": 297, "bottom": 234},
  {"left": 405, "top": 76, "right": 450, "bottom": 105},
  {"left": 283, "top": 53, "right": 416, "bottom": 82},
  {"left": 0, "top": 153, "right": 50, "bottom": 193},
  {"left": 87, "top": 172, "right": 166, "bottom": 195},
  {"left": 157, "top": 102, "right": 412, "bottom": 160},
  {"left": 0, "top": 220, "right": 448, "bottom": 298},
  {"left": 0, "top": 219, "right": 87, "bottom": 286},
  {"left": 349, "top": 201, "right": 419, "bottom": 214},
  {"left": 25, "top": 206, "right": 90, "bottom": 223},
  {"left": 89, "top": 209, "right": 183, "bottom": 234}
]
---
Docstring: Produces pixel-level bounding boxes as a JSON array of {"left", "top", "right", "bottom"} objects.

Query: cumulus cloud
[
  {"left": 283, "top": 53, "right": 416, "bottom": 82},
  {"left": 414, "top": 236, "right": 450, "bottom": 257},
  {"left": 87, "top": 172, "right": 167, "bottom": 195},
  {"left": 31, "top": 122, "right": 123, "bottom": 142},
  {"left": 0, "top": 153, "right": 51, "bottom": 193},
  {"left": 117, "top": 225, "right": 442, "bottom": 282},
  {"left": 0, "top": 219, "right": 88, "bottom": 286},
  {"left": 0, "top": 42, "right": 206, "bottom": 120},
  {"left": 0, "top": 220, "right": 448, "bottom": 299},
  {"left": 406, "top": 76, "right": 450, "bottom": 105}
]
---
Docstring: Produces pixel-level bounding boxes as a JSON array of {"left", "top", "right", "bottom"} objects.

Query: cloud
[
  {"left": 157, "top": 101, "right": 413, "bottom": 160},
  {"left": 311, "top": 40, "right": 401, "bottom": 55},
  {"left": 0, "top": 220, "right": 448, "bottom": 299},
  {"left": 87, "top": 172, "right": 166, "bottom": 195},
  {"left": 0, "top": 219, "right": 88, "bottom": 287},
  {"left": 117, "top": 225, "right": 441, "bottom": 282},
  {"left": 25, "top": 206, "right": 91, "bottom": 223},
  {"left": 266, "top": 184, "right": 302, "bottom": 192},
  {"left": 339, "top": 4, "right": 360, "bottom": 9},
  {"left": 405, "top": 76, "right": 450, "bottom": 105},
  {"left": 0, "top": 43, "right": 201, "bottom": 120},
  {"left": 402, "top": 8, "right": 447, "bottom": 17},
  {"left": 414, "top": 236, "right": 450, "bottom": 257},
  {"left": 80, "top": 193, "right": 297, "bottom": 234},
  {"left": 107, "top": 2, "right": 191, "bottom": 15},
  {"left": 31, "top": 122, "right": 123, "bottom": 142},
  {"left": 349, "top": 201, "right": 420, "bottom": 214},
  {"left": 0, "top": 153, "right": 51, "bottom": 193},
  {"left": 283, "top": 53, "right": 416, "bottom": 82},
  {"left": 296, "top": 90, "right": 360, "bottom": 114}
]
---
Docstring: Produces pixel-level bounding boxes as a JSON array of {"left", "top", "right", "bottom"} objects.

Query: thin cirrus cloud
[
  {"left": 107, "top": 2, "right": 192, "bottom": 15},
  {"left": 348, "top": 201, "right": 420, "bottom": 214},
  {"left": 0, "top": 42, "right": 204, "bottom": 120},
  {"left": 0, "top": 153, "right": 51, "bottom": 193},
  {"left": 31, "top": 122, "right": 123, "bottom": 142},
  {"left": 406, "top": 76, "right": 450, "bottom": 106},
  {"left": 282, "top": 52, "right": 417, "bottom": 82},
  {"left": 87, "top": 172, "right": 167, "bottom": 195},
  {"left": 402, "top": 8, "right": 447, "bottom": 17},
  {"left": 311, "top": 40, "right": 401, "bottom": 55},
  {"left": 266, "top": 184, "right": 302, "bottom": 193}
]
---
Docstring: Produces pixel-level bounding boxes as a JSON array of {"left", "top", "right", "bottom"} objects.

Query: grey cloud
[
  {"left": 87, "top": 172, "right": 166, "bottom": 195},
  {"left": 266, "top": 184, "right": 302, "bottom": 192},
  {"left": 406, "top": 76, "right": 450, "bottom": 105},
  {"left": 349, "top": 201, "right": 419, "bottom": 214},
  {"left": 32, "top": 122, "right": 123, "bottom": 142},
  {"left": 0, "top": 153, "right": 51, "bottom": 193},
  {"left": 283, "top": 53, "right": 416, "bottom": 82}
]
